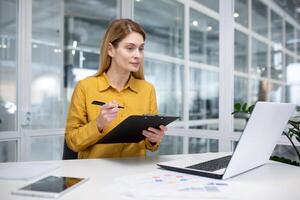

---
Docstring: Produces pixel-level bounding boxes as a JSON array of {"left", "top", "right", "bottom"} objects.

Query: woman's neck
[{"left": 106, "top": 66, "right": 131, "bottom": 92}]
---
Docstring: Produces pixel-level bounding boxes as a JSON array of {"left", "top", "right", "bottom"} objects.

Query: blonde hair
[{"left": 95, "top": 19, "right": 146, "bottom": 79}]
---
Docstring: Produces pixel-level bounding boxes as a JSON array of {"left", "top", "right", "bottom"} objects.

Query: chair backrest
[{"left": 62, "top": 140, "right": 78, "bottom": 160}]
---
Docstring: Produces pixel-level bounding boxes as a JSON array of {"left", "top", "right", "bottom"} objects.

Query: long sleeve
[
  {"left": 65, "top": 81, "right": 102, "bottom": 152},
  {"left": 145, "top": 85, "right": 160, "bottom": 152}
]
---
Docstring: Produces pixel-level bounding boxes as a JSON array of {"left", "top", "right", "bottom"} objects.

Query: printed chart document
[
  {"left": 0, "top": 162, "right": 59, "bottom": 180},
  {"left": 104, "top": 170, "right": 233, "bottom": 200}
]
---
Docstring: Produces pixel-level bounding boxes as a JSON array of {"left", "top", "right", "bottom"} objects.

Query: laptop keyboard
[{"left": 186, "top": 155, "right": 232, "bottom": 172}]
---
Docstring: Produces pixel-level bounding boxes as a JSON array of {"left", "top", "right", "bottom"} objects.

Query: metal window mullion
[
  {"left": 167, "top": 129, "right": 219, "bottom": 138},
  {"left": 116, "top": 0, "right": 121, "bottom": 18},
  {"left": 183, "top": 1, "right": 190, "bottom": 154},
  {"left": 218, "top": 0, "right": 234, "bottom": 152},
  {"left": 251, "top": 31, "right": 270, "bottom": 44},
  {"left": 281, "top": 11, "right": 287, "bottom": 102},
  {"left": 284, "top": 48, "right": 299, "bottom": 58},
  {"left": 248, "top": 0, "right": 252, "bottom": 104},
  {"left": 145, "top": 52, "right": 184, "bottom": 65},
  {"left": 26, "top": 129, "right": 64, "bottom": 137},
  {"left": 190, "top": 64, "right": 219, "bottom": 73},
  {"left": 121, "top": 0, "right": 133, "bottom": 19},
  {"left": 283, "top": 17, "right": 288, "bottom": 103},
  {"left": 189, "top": 61, "right": 219, "bottom": 71},
  {"left": 267, "top": 5, "right": 271, "bottom": 102},
  {"left": 234, "top": 23, "right": 250, "bottom": 35},
  {"left": 0, "top": 132, "right": 20, "bottom": 139},
  {"left": 269, "top": 79, "right": 285, "bottom": 85},
  {"left": 297, "top": 31, "right": 300, "bottom": 60},
  {"left": 293, "top": 26, "right": 297, "bottom": 54},
  {"left": 282, "top": 29, "right": 287, "bottom": 102},
  {"left": 60, "top": 0, "right": 65, "bottom": 120},
  {"left": 18, "top": 0, "right": 32, "bottom": 161},
  {"left": 190, "top": 0, "right": 219, "bottom": 20},
  {"left": 234, "top": 71, "right": 250, "bottom": 78}
]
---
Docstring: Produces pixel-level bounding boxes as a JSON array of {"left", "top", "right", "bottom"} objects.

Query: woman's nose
[{"left": 133, "top": 48, "right": 141, "bottom": 58}]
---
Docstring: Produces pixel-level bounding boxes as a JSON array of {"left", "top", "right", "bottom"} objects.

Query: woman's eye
[
  {"left": 139, "top": 47, "right": 144, "bottom": 51},
  {"left": 127, "top": 47, "right": 134, "bottom": 50}
]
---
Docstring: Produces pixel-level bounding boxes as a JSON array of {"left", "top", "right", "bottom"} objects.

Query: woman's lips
[{"left": 130, "top": 62, "right": 140, "bottom": 67}]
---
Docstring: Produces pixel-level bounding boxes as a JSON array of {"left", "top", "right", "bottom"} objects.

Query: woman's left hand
[{"left": 142, "top": 125, "right": 167, "bottom": 144}]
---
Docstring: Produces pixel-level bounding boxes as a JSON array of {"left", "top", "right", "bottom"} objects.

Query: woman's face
[{"left": 109, "top": 32, "right": 144, "bottom": 73}]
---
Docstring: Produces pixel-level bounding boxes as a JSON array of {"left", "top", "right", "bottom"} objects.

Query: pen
[{"left": 91, "top": 100, "right": 124, "bottom": 109}]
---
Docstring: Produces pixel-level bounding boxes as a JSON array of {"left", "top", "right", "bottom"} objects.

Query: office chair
[{"left": 62, "top": 140, "right": 78, "bottom": 160}]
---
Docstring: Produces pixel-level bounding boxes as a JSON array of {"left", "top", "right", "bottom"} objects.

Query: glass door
[{"left": 0, "top": 0, "right": 18, "bottom": 162}]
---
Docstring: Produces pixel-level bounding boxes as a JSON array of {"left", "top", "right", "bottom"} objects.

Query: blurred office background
[{"left": 0, "top": 0, "right": 299, "bottom": 162}]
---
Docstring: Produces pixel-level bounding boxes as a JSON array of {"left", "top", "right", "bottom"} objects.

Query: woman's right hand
[{"left": 96, "top": 100, "right": 119, "bottom": 132}]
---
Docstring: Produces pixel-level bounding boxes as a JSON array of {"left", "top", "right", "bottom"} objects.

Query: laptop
[{"left": 157, "top": 102, "right": 295, "bottom": 179}]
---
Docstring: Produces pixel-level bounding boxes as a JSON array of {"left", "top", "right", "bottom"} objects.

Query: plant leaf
[
  {"left": 248, "top": 104, "right": 255, "bottom": 114},
  {"left": 289, "top": 128, "right": 300, "bottom": 136},
  {"left": 296, "top": 135, "right": 300, "bottom": 143},
  {"left": 289, "top": 121, "right": 300, "bottom": 131},
  {"left": 234, "top": 103, "right": 241, "bottom": 112},
  {"left": 242, "top": 103, "right": 248, "bottom": 112},
  {"left": 291, "top": 130, "right": 300, "bottom": 138},
  {"left": 289, "top": 120, "right": 300, "bottom": 125},
  {"left": 270, "top": 156, "right": 300, "bottom": 166}
]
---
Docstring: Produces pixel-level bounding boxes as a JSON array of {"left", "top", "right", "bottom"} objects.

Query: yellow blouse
[{"left": 65, "top": 73, "right": 160, "bottom": 159}]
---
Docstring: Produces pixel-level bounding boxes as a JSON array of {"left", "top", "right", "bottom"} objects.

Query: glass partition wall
[
  {"left": 0, "top": 0, "right": 18, "bottom": 162},
  {"left": 234, "top": 0, "right": 300, "bottom": 161},
  {"left": 0, "top": 0, "right": 299, "bottom": 161}
]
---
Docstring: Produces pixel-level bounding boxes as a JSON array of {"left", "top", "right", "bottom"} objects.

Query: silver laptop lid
[{"left": 223, "top": 102, "right": 295, "bottom": 179}]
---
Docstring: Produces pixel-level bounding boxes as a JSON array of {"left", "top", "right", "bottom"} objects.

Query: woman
[{"left": 65, "top": 19, "right": 167, "bottom": 159}]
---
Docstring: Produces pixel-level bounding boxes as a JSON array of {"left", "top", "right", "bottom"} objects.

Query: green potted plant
[{"left": 232, "top": 102, "right": 300, "bottom": 167}]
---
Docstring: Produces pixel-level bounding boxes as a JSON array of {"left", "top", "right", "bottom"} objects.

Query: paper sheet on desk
[
  {"left": 0, "top": 162, "right": 59, "bottom": 180},
  {"left": 106, "top": 170, "right": 232, "bottom": 199}
]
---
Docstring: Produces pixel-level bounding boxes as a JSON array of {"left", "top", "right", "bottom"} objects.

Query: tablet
[
  {"left": 11, "top": 175, "right": 89, "bottom": 198},
  {"left": 98, "top": 115, "right": 179, "bottom": 144}
]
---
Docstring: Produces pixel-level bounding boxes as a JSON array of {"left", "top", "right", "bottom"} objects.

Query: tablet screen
[
  {"left": 21, "top": 176, "right": 83, "bottom": 192},
  {"left": 13, "top": 175, "right": 87, "bottom": 198}
]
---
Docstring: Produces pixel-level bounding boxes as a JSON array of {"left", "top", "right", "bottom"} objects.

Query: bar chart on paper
[{"left": 109, "top": 170, "right": 231, "bottom": 199}]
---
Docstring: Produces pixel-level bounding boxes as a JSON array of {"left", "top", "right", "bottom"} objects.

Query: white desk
[{"left": 0, "top": 153, "right": 299, "bottom": 200}]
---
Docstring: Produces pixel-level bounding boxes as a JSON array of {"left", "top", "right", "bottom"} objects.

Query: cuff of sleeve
[
  {"left": 145, "top": 138, "right": 160, "bottom": 152},
  {"left": 91, "top": 118, "right": 102, "bottom": 133},
  {"left": 84, "top": 119, "right": 103, "bottom": 144}
]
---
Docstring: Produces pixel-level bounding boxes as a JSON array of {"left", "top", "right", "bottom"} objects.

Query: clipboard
[{"left": 97, "top": 115, "right": 179, "bottom": 144}]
